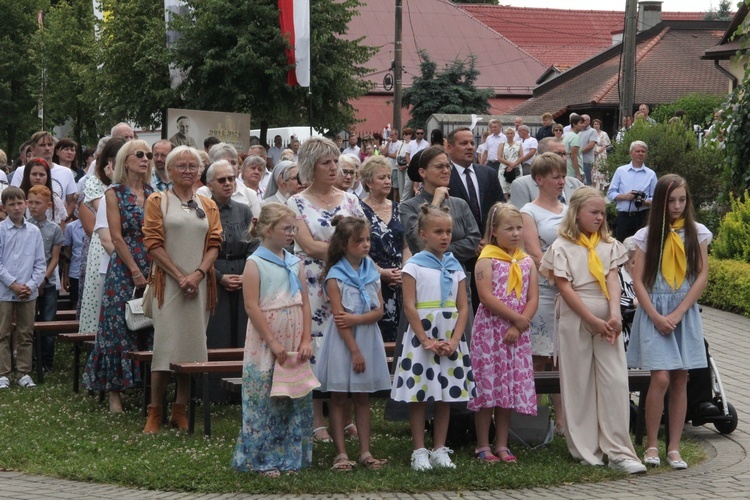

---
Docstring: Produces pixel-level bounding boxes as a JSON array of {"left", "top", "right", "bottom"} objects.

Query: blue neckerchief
[
  {"left": 408, "top": 251, "right": 462, "bottom": 306},
  {"left": 252, "top": 246, "right": 302, "bottom": 296},
  {"left": 326, "top": 256, "right": 380, "bottom": 312}
]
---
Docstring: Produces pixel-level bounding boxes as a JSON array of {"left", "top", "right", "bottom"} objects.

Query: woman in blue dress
[
  {"left": 359, "top": 156, "right": 410, "bottom": 342},
  {"left": 82, "top": 140, "right": 154, "bottom": 413}
]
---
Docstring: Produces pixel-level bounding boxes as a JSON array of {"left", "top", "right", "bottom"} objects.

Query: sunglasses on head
[
  {"left": 132, "top": 151, "right": 153, "bottom": 160},
  {"left": 187, "top": 199, "right": 206, "bottom": 219}
]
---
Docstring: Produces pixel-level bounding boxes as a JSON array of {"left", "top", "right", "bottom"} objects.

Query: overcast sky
[{"left": 499, "top": 0, "right": 723, "bottom": 13}]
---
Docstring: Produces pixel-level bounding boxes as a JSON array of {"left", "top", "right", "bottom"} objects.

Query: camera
[{"left": 632, "top": 190, "right": 647, "bottom": 208}]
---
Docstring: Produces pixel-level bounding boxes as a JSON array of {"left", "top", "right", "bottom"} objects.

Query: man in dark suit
[
  {"left": 446, "top": 127, "right": 505, "bottom": 312},
  {"left": 447, "top": 127, "right": 505, "bottom": 235}
]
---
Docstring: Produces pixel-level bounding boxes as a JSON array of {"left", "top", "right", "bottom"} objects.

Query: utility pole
[
  {"left": 619, "top": 0, "right": 638, "bottom": 125},
  {"left": 393, "top": 0, "right": 403, "bottom": 133}
]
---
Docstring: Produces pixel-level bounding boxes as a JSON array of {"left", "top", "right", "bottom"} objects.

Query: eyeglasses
[
  {"left": 186, "top": 199, "right": 206, "bottom": 219},
  {"left": 174, "top": 163, "right": 200, "bottom": 172},
  {"left": 554, "top": 152, "right": 568, "bottom": 158},
  {"left": 416, "top": 132, "right": 424, "bottom": 135},
  {"left": 295, "top": 175, "right": 302, "bottom": 184},
  {"left": 131, "top": 151, "right": 153, "bottom": 160},
  {"left": 280, "top": 225, "right": 298, "bottom": 236},
  {"left": 214, "top": 175, "right": 235, "bottom": 184},
  {"left": 341, "top": 169, "right": 355, "bottom": 177}
]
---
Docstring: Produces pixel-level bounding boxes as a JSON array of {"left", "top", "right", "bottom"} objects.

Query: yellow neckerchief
[
  {"left": 662, "top": 218, "right": 687, "bottom": 291},
  {"left": 576, "top": 232, "right": 609, "bottom": 299},
  {"left": 478, "top": 244, "right": 526, "bottom": 298}
]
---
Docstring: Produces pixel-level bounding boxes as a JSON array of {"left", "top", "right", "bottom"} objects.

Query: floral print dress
[
  {"left": 287, "top": 192, "right": 365, "bottom": 352},
  {"left": 82, "top": 183, "right": 153, "bottom": 391},
  {"left": 468, "top": 258, "right": 536, "bottom": 415},
  {"left": 361, "top": 200, "right": 404, "bottom": 342}
]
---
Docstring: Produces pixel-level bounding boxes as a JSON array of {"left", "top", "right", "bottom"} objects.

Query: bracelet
[
  {"left": 422, "top": 339, "right": 437, "bottom": 349},
  {"left": 132, "top": 272, "right": 143, "bottom": 278},
  {"left": 195, "top": 268, "right": 206, "bottom": 279}
]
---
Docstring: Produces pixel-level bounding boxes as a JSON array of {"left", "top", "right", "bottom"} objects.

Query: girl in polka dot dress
[
  {"left": 469, "top": 203, "right": 538, "bottom": 463},
  {"left": 391, "top": 204, "right": 476, "bottom": 471}
]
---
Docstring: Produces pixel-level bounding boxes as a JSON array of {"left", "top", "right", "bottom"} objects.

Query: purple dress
[{"left": 468, "top": 257, "right": 537, "bottom": 414}]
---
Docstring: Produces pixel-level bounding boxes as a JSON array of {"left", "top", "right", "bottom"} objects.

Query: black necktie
[{"left": 464, "top": 168, "right": 481, "bottom": 228}]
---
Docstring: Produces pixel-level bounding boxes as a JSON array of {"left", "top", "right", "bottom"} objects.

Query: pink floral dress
[{"left": 468, "top": 257, "right": 537, "bottom": 414}]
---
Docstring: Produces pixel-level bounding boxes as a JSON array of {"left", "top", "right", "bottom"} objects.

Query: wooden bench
[
  {"left": 33, "top": 320, "right": 80, "bottom": 383},
  {"left": 126, "top": 349, "right": 244, "bottom": 419},
  {"left": 170, "top": 361, "right": 243, "bottom": 436},
  {"left": 54, "top": 310, "right": 77, "bottom": 321},
  {"left": 58, "top": 333, "right": 95, "bottom": 392}
]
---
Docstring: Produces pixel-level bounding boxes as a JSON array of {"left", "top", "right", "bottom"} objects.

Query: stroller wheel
[{"left": 713, "top": 402, "right": 738, "bottom": 434}]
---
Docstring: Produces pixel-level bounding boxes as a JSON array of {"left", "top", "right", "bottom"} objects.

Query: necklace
[
  {"left": 172, "top": 188, "right": 194, "bottom": 214},
  {"left": 367, "top": 198, "right": 391, "bottom": 218},
  {"left": 309, "top": 188, "right": 337, "bottom": 208}
]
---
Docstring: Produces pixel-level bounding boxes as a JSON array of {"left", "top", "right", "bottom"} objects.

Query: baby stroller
[{"left": 621, "top": 299, "right": 738, "bottom": 435}]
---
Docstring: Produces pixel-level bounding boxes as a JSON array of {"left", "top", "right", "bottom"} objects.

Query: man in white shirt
[
  {"left": 11, "top": 131, "right": 77, "bottom": 218},
  {"left": 516, "top": 125, "right": 538, "bottom": 176},
  {"left": 480, "top": 119, "right": 507, "bottom": 171},
  {"left": 384, "top": 129, "right": 402, "bottom": 172},
  {"left": 110, "top": 122, "right": 135, "bottom": 141},
  {"left": 342, "top": 133, "right": 360, "bottom": 157},
  {"left": 578, "top": 114, "right": 599, "bottom": 186},
  {"left": 267, "top": 135, "right": 284, "bottom": 166}
]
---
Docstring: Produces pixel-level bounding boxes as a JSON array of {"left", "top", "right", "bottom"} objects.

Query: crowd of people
[{"left": 0, "top": 115, "right": 712, "bottom": 478}]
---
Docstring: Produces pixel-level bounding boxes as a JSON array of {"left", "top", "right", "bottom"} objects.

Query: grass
[{"left": 0, "top": 347, "right": 706, "bottom": 494}]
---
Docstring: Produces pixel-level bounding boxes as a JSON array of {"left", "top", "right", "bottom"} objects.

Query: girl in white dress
[{"left": 392, "top": 204, "right": 476, "bottom": 472}]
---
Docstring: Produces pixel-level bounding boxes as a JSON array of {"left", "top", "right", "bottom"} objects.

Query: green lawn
[{"left": 0, "top": 347, "right": 705, "bottom": 494}]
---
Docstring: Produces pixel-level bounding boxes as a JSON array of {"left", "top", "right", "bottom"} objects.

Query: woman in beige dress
[{"left": 142, "top": 146, "right": 222, "bottom": 433}]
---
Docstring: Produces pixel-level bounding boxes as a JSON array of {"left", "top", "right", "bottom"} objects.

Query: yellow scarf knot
[
  {"left": 576, "top": 232, "right": 609, "bottom": 299},
  {"left": 662, "top": 218, "right": 687, "bottom": 290},
  {"left": 478, "top": 244, "right": 526, "bottom": 298}
]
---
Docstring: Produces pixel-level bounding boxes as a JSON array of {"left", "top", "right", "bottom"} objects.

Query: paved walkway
[{"left": 1, "top": 306, "right": 747, "bottom": 499}]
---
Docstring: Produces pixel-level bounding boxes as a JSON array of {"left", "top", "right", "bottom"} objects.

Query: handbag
[
  {"left": 125, "top": 288, "right": 153, "bottom": 331},
  {"left": 396, "top": 142, "right": 408, "bottom": 166},
  {"left": 270, "top": 353, "right": 320, "bottom": 398}
]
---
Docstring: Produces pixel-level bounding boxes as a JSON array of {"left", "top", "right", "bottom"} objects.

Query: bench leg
[
  {"left": 635, "top": 387, "right": 648, "bottom": 446},
  {"left": 34, "top": 331, "right": 44, "bottom": 384},
  {"left": 202, "top": 373, "right": 211, "bottom": 437},
  {"left": 188, "top": 375, "right": 196, "bottom": 434},
  {"left": 141, "top": 363, "right": 151, "bottom": 418},
  {"left": 72, "top": 343, "right": 80, "bottom": 393}
]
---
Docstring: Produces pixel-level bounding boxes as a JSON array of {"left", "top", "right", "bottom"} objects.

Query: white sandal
[
  {"left": 666, "top": 450, "right": 687, "bottom": 470},
  {"left": 312, "top": 426, "right": 332, "bottom": 443},
  {"left": 643, "top": 447, "right": 660, "bottom": 467}
]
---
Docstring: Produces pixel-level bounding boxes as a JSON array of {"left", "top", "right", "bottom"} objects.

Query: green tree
[
  {"left": 704, "top": 0, "right": 733, "bottom": 21},
  {"left": 31, "top": 0, "right": 100, "bottom": 147},
  {"left": 0, "top": 0, "right": 45, "bottom": 157},
  {"left": 650, "top": 93, "right": 725, "bottom": 128},
  {"left": 97, "top": 0, "right": 177, "bottom": 132},
  {"left": 171, "top": 0, "right": 375, "bottom": 143},
  {"left": 401, "top": 50, "right": 492, "bottom": 129}
]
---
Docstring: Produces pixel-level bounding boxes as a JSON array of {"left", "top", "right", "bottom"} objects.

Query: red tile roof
[
  {"left": 343, "top": 0, "right": 546, "bottom": 95},
  {"left": 459, "top": 5, "right": 706, "bottom": 68},
  {"left": 510, "top": 21, "right": 730, "bottom": 117}
]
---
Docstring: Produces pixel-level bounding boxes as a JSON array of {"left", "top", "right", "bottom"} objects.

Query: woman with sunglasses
[
  {"left": 141, "top": 146, "right": 222, "bottom": 433},
  {"left": 82, "top": 140, "right": 156, "bottom": 413}
]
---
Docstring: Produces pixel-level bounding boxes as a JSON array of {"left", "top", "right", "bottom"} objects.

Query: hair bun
[{"left": 331, "top": 214, "right": 344, "bottom": 226}]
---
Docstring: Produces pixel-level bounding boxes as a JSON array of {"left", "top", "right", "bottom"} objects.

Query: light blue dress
[
  {"left": 626, "top": 224, "right": 712, "bottom": 370},
  {"left": 314, "top": 280, "right": 391, "bottom": 393}
]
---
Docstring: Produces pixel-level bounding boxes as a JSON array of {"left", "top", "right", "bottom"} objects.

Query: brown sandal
[
  {"left": 359, "top": 452, "right": 387, "bottom": 470},
  {"left": 331, "top": 453, "right": 356, "bottom": 472}
]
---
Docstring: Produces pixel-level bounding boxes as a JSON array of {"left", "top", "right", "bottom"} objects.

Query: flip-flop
[
  {"left": 259, "top": 469, "right": 281, "bottom": 478},
  {"left": 475, "top": 447, "right": 501, "bottom": 462},
  {"left": 359, "top": 452, "right": 387, "bottom": 470},
  {"left": 312, "top": 426, "right": 332, "bottom": 443},
  {"left": 493, "top": 447, "right": 517, "bottom": 463},
  {"left": 331, "top": 453, "right": 356, "bottom": 472}
]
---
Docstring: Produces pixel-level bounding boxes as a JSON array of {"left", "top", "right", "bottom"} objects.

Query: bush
[
  {"left": 605, "top": 121, "right": 725, "bottom": 210},
  {"left": 711, "top": 191, "right": 750, "bottom": 262},
  {"left": 703, "top": 256, "right": 750, "bottom": 317},
  {"left": 651, "top": 93, "right": 724, "bottom": 129}
]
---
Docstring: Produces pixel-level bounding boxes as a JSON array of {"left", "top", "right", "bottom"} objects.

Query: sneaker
[
  {"left": 17, "top": 374, "right": 36, "bottom": 388},
  {"left": 0, "top": 376, "right": 9, "bottom": 389},
  {"left": 411, "top": 448, "right": 432, "bottom": 471},
  {"left": 429, "top": 446, "right": 456, "bottom": 469},
  {"left": 608, "top": 458, "right": 647, "bottom": 474}
]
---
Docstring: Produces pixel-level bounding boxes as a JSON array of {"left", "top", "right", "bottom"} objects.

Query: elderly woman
[
  {"left": 359, "top": 155, "right": 410, "bottom": 342},
  {"left": 262, "top": 160, "right": 300, "bottom": 206},
  {"left": 196, "top": 143, "right": 261, "bottom": 216},
  {"left": 82, "top": 139, "right": 154, "bottom": 413},
  {"left": 287, "top": 136, "right": 365, "bottom": 443},
  {"left": 400, "top": 146, "right": 481, "bottom": 268},
  {"left": 142, "top": 146, "right": 222, "bottom": 433},
  {"left": 205, "top": 160, "right": 256, "bottom": 350},
  {"left": 335, "top": 154, "right": 357, "bottom": 192},
  {"left": 77, "top": 138, "right": 124, "bottom": 335},
  {"left": 241, "top": 155, "right": 267, "bottom": 197},
  {"left": 520, "top": 152, "right": 569, "bottom": 434}
]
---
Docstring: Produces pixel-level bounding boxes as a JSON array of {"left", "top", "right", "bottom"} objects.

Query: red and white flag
[{"left": 278, "top": 0, "right": 310, "bottom": 88}]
